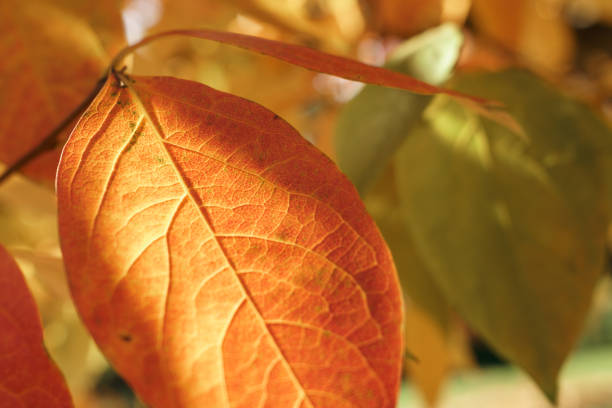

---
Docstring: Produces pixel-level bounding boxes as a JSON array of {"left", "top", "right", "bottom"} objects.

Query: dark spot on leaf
[{"left": 119, "top": 333, "right": 132, "bottom": 342}]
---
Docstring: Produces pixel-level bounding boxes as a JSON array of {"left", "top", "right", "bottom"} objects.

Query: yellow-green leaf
[
  {"left": 336, "top": 23, "right": 463, "bottom": 195},
  {"left": 335, "top": 23, "right": 463, "bottom": 329},
  {"left": 394, "top": 69, "right": 611, "bottom": 400}
]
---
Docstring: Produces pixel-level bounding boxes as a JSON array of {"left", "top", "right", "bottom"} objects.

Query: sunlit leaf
[
  {"left": 0, "top": 0, "right": 107, "bottom": 184},
  {"left": 0, "top": 244, "right": 74, "bottom": 407},
  {"left": 395, "top": 69, "right": 611, "bottom": 400},
  {"left": 336, "top": 23, "right": 463, "bottom": 194},
  {"left": 57, "top": 76, "right": 404, "bottom": 407}
]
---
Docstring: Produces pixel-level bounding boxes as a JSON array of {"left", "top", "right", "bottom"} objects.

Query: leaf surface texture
[{"left": 57, "top": 76, "right": 403, "bottom": 408}]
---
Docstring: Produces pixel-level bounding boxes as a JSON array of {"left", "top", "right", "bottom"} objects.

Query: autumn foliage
[{"left": 2, "top": 1, "right": 612, "bottom": 408}]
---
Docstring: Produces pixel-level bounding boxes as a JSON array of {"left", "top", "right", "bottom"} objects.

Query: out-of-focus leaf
[
  {"left": 335, "top": 23, "right": 463, "bottom": 332},
  {"left": 336, "top": 23, "right": 463, "bottom": 195},
  {"left": 404, "top": 304, "right": 451, "bottom": 407},
  {"left": 0, "top": 173, "right": 58, "bottom": 249},
  {"left": 0, "top": 0, "right": 107, "bottom": 184},
  {"left": 470, "top": 0, "right": 575, "bottom": 74},
  {"left": 457, "top": 32, "right": 515, "bottom": 72},
  {"left": 395, "top": 69, "right": 611, "bottom": 400},
  {"left": 361, "top": 0, "right": 443, "bottom": 37},
  {"left": 227, "top": 0, "right": 365, "bottom": 53},
  {"left": 57, "top": 75, "right": 404, "bottom": 408},
  {"left": 0, "top": 171, "right": 104, "bottom": 403},
  {"left": 0, "top": 245, "right": 74, "bottom": 407},
  {"left": 46, "top": 0, "right": 126, "bottom": 55}
]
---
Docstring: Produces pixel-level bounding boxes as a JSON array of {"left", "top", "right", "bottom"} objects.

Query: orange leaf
[
  {"left": 0, "top": 0, "right": 107, "bottom": 184},
  {"left": 57, "top": 75, "right": 404, "bottom": 408},
  {"left": 0, "top": 245, "right": 74, "bottom": 407}
]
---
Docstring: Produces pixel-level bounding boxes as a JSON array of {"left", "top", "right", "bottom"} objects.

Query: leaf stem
[{"left": 0, "top": 75, "right": 107, "bottom": 186}]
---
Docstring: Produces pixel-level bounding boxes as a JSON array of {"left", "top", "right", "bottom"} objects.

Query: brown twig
[{"left": 0, "top": 75, "right": 107, "bottom": 185}]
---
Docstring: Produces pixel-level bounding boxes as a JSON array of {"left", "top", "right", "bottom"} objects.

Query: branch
[{"left": 0, "top": 75, "right": 107, "bottom": 185}]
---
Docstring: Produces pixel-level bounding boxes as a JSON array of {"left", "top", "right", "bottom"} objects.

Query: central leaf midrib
[{"left": 122, "top": 76, "right": 315, "bottom": 408}]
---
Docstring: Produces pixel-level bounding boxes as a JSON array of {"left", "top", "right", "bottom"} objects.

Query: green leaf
[
  {"left": 335, "top": 23, "right": 463, "bottom": 195},
  {"left": 394, "top": 69, "right": 611, "bottom": 400}
]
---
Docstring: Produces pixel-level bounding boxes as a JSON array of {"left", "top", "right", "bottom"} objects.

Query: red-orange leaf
[
  {"left": 57, "top": 75, "right": 404, "bottom": 408},
  {"left": 0, "top": 245, "right": 74, "bottom": 408},
  {"left": 113, "top": 29, "right": 493, "bottom": 105}
]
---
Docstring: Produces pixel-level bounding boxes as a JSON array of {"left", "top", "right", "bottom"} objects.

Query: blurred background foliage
[{"left": 2, "top": 0, "right": 612, "bottom": 407}]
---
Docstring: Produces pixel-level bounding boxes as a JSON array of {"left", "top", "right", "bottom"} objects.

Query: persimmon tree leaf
[
  {"left": 0, "top": 0, "right": 107, "bottom": 184},
  {"left": 394, "top": 69, "right": 611, "bottom": 400},
  {"left": 336, "top": 23, "right": 463, "bottom": 195},
  {"left": 57, "top": 75, "right": 404, "bottom": 408},
  {"left": 0, "top": 245, "right": 74, "bottom": 407}
]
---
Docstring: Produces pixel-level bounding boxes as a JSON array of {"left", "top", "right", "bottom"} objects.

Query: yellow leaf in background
[
  {"left": 471, "top": 0, "right": 576, "bottom": 74},
  {"left": 46, "top": 0, "right": 126, "bottom": 55},
  {"left": 227, "top": 0, "right": 365, "bottom": 53},
  {"left": 405, "top": 303, "right": 475, "bottom": 407},
  {"left": 405, "top": 305, "right": 450, "bottom": 407}
]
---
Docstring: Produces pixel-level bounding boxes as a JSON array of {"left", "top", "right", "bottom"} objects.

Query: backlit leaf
[
  {"left": 0, "top": 0, "right": 107, "bottom": 184},
  {"left": 57, "top": 75, "right": 404, "bottom": 408},
  {"left": 0, "top": 245, "right": 73, "bottom": 407},
  {"left": 395, "top": 69, "right": 611, "bottom": 399}
]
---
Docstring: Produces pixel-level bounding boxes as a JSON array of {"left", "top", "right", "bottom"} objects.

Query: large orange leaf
[
  {"left": 57, "top": 75, "right": 404, "bottom": 407},
  {"left": 0, "top": 0, "right": 107, "bottom": 184},
  {"left": 0, "top": 245, "right": 73, "bottom": 407}
]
